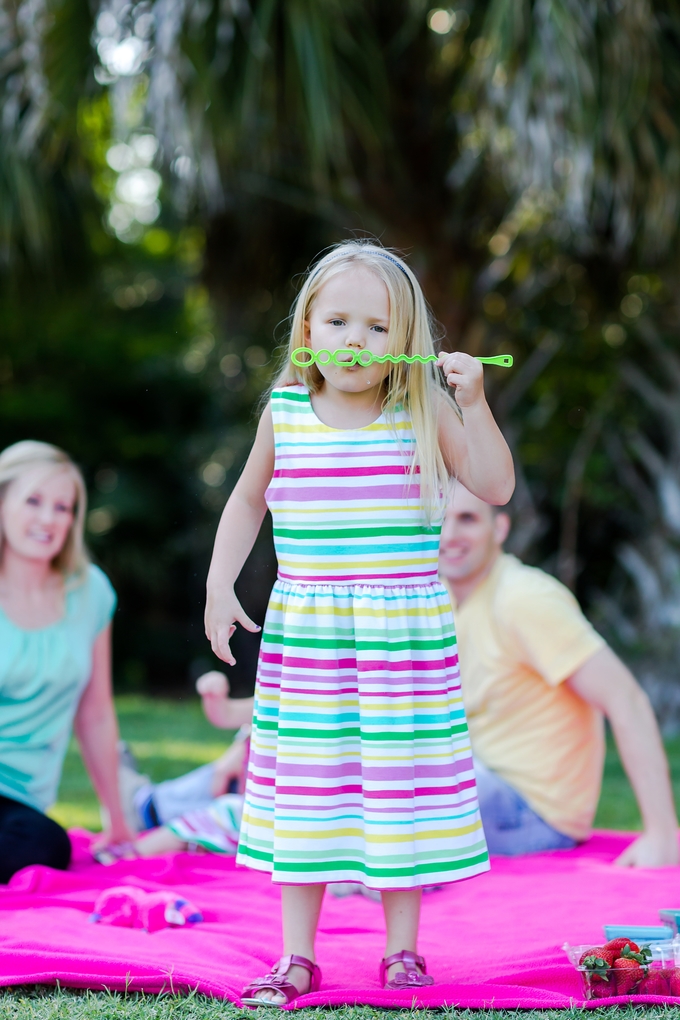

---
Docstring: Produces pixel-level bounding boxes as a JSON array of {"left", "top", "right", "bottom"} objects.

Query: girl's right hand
[{"left": 204, "top": 588, "right": 261, "bottom": 665}]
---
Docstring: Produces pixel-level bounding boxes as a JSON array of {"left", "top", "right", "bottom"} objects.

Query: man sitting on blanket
[{"left": 440, "top": 483, "right": 679, "bottom": 867}]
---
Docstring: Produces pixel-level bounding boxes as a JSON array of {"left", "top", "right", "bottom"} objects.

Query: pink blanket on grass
[{"left": 0, "top": 829, "right": 679, "bottom": 1009}]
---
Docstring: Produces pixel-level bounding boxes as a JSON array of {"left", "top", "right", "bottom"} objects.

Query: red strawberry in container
[
  {"left": 669, "top": 969, "right": 680, "bottom": 997},
  {"left": 579, "top": 948, "right": 618, "bottom": 970},
  {"left": 589, "top": 979, "right": 616, "bottom": 999},
  {"left": 613, "top": 957, "right": 644, "bottom": 994},
  {"left": 603, "top": 938, "right": 640, "bottom": 955},
  {"left": 578, "top": 947, "right": 616, "bottom": 999},
  {"left": 638, "top": 971, "right": 669, "bottom": 996},
  {"left": 612, "top": 942, "right": 652, "bottom": 994}
]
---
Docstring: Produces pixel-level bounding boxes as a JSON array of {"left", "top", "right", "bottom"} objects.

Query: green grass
[
  {"left": 9, "top": 698, "right": 678, "bottom": 1018},
  {"left": 2, "top": 991, "right": 680, "bottom": 1020}
]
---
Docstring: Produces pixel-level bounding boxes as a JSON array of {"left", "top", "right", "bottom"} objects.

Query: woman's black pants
[{"left": 0, "top": 794, "right": 71, "bottom": 883}]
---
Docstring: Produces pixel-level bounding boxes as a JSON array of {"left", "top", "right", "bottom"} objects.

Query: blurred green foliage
[{"left": 2, "top": 0, "right": 680, "bottom": 693}]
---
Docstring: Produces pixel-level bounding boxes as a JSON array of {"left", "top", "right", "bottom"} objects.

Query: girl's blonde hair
[
  {"left": 272, "top": 240, "right": 458, "bottom": 522},
  {"left": 0, "top": 440, "right": 89, "bottom": 584}
]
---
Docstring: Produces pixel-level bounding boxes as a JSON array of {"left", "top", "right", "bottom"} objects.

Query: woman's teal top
[{"left": 0, "top": 564, "right": 116, "bottom": 812}]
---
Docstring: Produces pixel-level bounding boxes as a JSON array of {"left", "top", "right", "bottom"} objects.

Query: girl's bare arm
[
  {"left": 205, "top": 404, "right": 275, "bottom": 663},
  {"left": 437, "top": 353, "right": 515, "bottom": 505}
]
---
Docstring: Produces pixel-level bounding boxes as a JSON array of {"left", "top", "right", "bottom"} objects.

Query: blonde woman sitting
[{"left": 0, "top": 441, "right": 132, "bottom": 881}]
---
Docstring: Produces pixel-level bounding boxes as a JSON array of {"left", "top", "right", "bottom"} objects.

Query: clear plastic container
[
  {"left": 637, "top": 944, "right": 680, "bottom": 997},
  {"left": 564, "top": 941, "right": 680, "bottom": 999},
  {"left": 650, "top": 939, "right": 680, "bottom": 967},
  {"left": 564, "top": 945, "right": 619, "bottom": 1000}
]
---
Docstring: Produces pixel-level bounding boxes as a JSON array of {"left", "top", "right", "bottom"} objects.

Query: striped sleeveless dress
[{"left": 236, "top": 384, "right": 489, "bottom": 888}]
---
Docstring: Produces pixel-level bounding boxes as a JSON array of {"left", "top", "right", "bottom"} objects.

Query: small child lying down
[{"left": 97, "top": 671, "right": 252, "bottom": 863}]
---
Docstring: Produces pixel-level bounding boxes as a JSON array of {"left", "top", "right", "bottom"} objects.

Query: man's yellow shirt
[{"left": 448, "top": 554, "right": 606, "bottom": 841}]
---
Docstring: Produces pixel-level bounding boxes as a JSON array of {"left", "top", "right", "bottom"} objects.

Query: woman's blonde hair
[
  {"left": 0, "top": 440, "right": 89, "bottom": 584},
  {"left": 272, "top": 240, "right": 458, "bottom": 522}
]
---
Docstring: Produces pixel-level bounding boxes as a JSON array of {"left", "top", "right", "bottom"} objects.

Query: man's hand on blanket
[{"left": 614, "top": 829, "right": 679, "bottom": 868}]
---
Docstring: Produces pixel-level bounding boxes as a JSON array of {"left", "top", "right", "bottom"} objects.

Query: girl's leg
[
  {"left": 254, "top": 883, "right": 326, "bottom": 1003},
  {"left": 381, "top": 888, "right": 424, "bottom": 982}
]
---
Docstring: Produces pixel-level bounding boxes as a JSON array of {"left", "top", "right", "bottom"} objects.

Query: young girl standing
[{"left": 205, "top": 242, "right": 514, "bottom": 1004}]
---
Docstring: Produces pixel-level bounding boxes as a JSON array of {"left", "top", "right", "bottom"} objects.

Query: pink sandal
[
  {"left": 241, "top": 954, "right": 322, "bottom": 1008},
  {"left": 380, "top": 950, "right": 434, "bottom": 989}
]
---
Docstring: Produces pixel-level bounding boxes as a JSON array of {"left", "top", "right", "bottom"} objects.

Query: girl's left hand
[{"left": 437, "top": 351, "right": 485, "bottom": 408}]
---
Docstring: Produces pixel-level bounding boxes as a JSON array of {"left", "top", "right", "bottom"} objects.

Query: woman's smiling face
[
  {"left": 1, "top": 467, "right": 77, "bottom": 564},
  {"left": 304, "top": 267, "right": 393, "bottom": 392}
]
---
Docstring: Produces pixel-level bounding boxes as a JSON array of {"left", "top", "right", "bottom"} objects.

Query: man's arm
[{"left": 567, "top": 645, "right": 678, "bottom": 867}]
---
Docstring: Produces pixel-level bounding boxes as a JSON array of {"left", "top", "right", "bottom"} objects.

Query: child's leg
[
  {"left": 252, "top": 883, "right": 326, "bottom": 1003},
  {"left": 95, "top": 826, "right": 188, "bottom": 865},
  {"left": 134, "top": 826, "right": 188, "bottom": 857},
  {"left": 381, "top": 888, "right": 423, "bottom": 980}
]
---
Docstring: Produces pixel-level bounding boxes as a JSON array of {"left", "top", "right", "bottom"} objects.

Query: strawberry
[
  {"left": 638, "top": 972, "right": 669, "bottom": 996},
  {"left": 620, "top": 943, "right": 652, "bottom": 964},
  {"left": 603, "top": 937, "right": 640, "bottom": 956},
  {"left": 588, "top": 977, "right": 615, "bottom": 998},
  {"left": 669, "top": 968, "right": 680, "bottom": 997},
  {"left": 579, "top": 947, "right": 617, "bottom": 967},
  {"left": 579, "top": 947, "right": 617, "bottom": 975},
  {"left": 613, "top": 957, "right": 644, "bottom": 994}
]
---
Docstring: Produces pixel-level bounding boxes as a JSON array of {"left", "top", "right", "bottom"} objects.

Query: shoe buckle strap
[
  {"left": 275, "top": 954, "right": 315, "bottom": 975},
  {"left": 380, "top": 950, "right": 428, "bottom": 987},
  {"left": 382, "top": 950, "right": 426, "bottom": 971}
]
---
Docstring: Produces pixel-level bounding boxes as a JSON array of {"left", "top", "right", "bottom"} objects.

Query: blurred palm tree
[
  {"left": 0, "top": 0, "right": 95, "bottom": 269},
  {"left": 464, "top": 0, "right": 680, "bottom": 261},
  {"left": 6, "top": 1, "right": 680, "bottom": 268}
]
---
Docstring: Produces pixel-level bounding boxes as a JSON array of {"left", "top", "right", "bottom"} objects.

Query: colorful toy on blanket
[
  {"left": 291, "top": 348, "right": 513, "bottom": 368},
  {"left": 564, "top": 936, "right": 680, "bottom": 999},
  {"left": 90, "top": 885, "right": 203, "bottom": 933}
]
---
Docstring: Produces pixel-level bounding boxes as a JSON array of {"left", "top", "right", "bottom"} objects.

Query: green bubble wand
[{"left": 291, "top": 348, "right": 513, "bottom": 368}]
